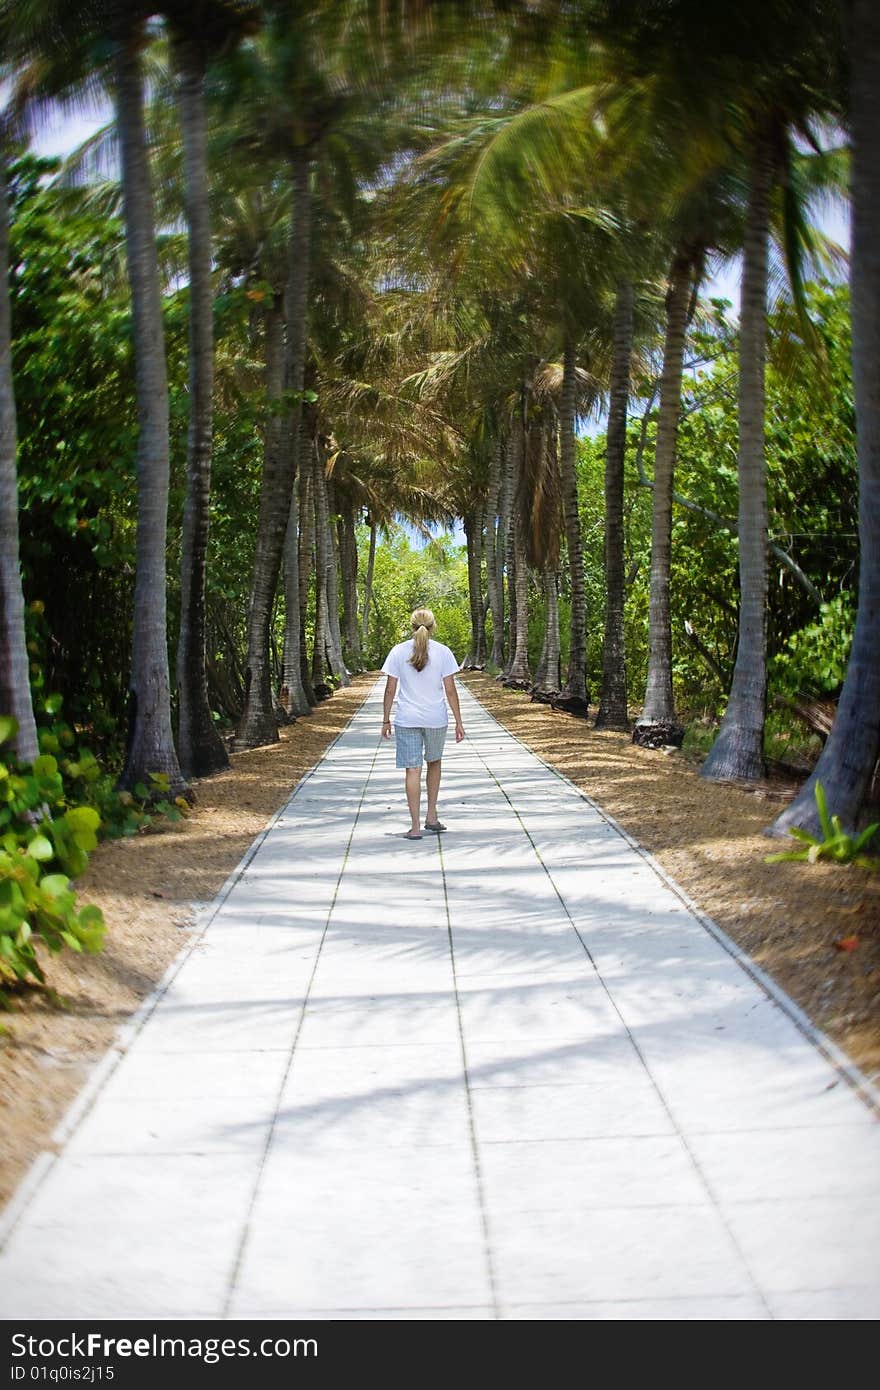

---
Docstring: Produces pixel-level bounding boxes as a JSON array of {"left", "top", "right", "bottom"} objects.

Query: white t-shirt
[{"left": 381, "top": 639, "right": 460, "bottom": 727}]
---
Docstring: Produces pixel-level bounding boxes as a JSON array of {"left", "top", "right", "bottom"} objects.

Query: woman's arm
[
  {"left": 443, "top": 674, "right": 465, "bottom": 742},
  {"left": 382, "top": 675, "right": 398, "bottom": 737}
]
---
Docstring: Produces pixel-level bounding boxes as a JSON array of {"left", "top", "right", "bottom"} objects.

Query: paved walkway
[{"left": 1, "top": 681, "right": 879, "bottom": 1321}]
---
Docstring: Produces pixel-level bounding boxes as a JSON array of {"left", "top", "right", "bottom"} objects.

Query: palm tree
[
  {"left": 360, "top": 513, "right": 377, "bottom": 652},
  {"left": 336, "top": 493, "right": 362, "bottom": 672},
  {"left": 112, "top": 18, "right": 189, "bottom": 794},
  {"left": 236, "top": 137, "right": 314, "bottom": 746},
  {"left": 0, "top": 133, "right": 39, "bottom": 762},
  {"left": 771, "top": 0, "right": 879, "bottom": 834},
  {"left": 164, "top": 3, "right": 258, "bottom": 777},
  {"left": 483, "top": 436, "right": 505, "bottom": 667},
  {"left": 279, "top": 460, "right": 312, "bottom": 715},
  {"left": 296, "top": 449, "right": 318, "bottom": 700},
  {"left": 321, "top": 458, "right": 349, "bottom": 684},
  {"left": 527, "top": 418, "right": 563, "bottom": 695},
  {"left": 636, "top": 244, "right": 698, "bottom": 728},
  {"left": 594, "top": 281, "right": 634, "bottom": 730},
  {"left": 559, "top": 338, "right": 589, "bottom": 706},
  {"left": 700, "top": 136, "right": 776, "bottom": 780},
  {"left": 504, "top": 415, "right": 532, "bottom": 687}
]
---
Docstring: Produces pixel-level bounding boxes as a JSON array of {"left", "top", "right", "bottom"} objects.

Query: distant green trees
[{"left": 577, "top": 282, "right": 858, "bottom": 719}]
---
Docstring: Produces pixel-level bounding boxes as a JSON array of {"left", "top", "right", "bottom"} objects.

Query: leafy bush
[
  {"left": 36, "top": 696, "right": 188, "bottom": 838},
  {"left": 0, "top": 693, "right": 189, "bottom": 1000},
  {"left": 0, "top": 715, "right": 105, "bottom": 994},
  {"left": 771, "top": 597, "right": 855, "bottom": 698}
]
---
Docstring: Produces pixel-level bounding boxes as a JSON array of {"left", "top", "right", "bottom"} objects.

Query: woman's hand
[
  {"left": 381, "top": 720, "right": 392, "bottom": 739},
  {"left": 455, "top": 722, "right": 465, "bottom": 743}
]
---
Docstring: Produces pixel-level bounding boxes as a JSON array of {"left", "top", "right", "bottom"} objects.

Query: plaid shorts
[{"left": 395, "top": 724, "right": 447, "bottom": 768}]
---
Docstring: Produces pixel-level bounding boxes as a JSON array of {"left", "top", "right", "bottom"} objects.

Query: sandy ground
[
  {"left": 2, "top": 669, "right": 878, "bottom": 1210},
  {"left": 462, "top": 673, "right": 880, "bottom": 1085},
  {"left": 0, "top": 676, "right": 374, "bottom": 1209}
]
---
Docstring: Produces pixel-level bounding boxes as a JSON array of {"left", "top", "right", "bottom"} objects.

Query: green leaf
[
  {"left": 65, "top": 805, "right": 101, "bottom": 834},
  {"left": 0, "top": 716, "right": 18, "bottom": 747},
  {"left": 33, "top": 754, "right": 58, "bottom": 778},
  {"left": 26, "top": 835, "right": 54, "bottom": 862},
  {"left": 853, "top": 822, "right": 880, "bottom": 853},
  {"left": 39, "top": 873, "right": 71, "bottom": 898},
  {"left": 814, "top": 781, "right": 833, "bottom": 840}
]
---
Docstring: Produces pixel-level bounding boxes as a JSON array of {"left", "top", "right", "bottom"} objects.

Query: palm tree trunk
[
  {"left": 236, "top": 295, "right": 285, "bottom": 746},
  {"left": 0, "top": 143, "right": 38, "bottom": 764},
  {"left": 360, "top": 517, "right": 377, "bottom": 654},
  {"left": 505, "top": 509, "right": 531, "bottom": 687},
  {"left": 533, "top": 618, "right": 548, "bottom": 691},
  {"left": 504, "top": 422, "right": 531, "bottom": 688},
  {"left": 638, "top": 250, "right": 692, "bottom": 727},
  {"left": 560, "top": 339, "right": 588, "bottom": 705},
  {"left": 771, "top": 0, "right": 880, "bottom": 833},
  {"left": 297, "top": 455, "right": 317, "bottom": 702},
  {"left": 499, "top": 429, "right": 518, "bottom": 678},
  {"left": 474, "top": 519, "right": 487, "bottom": 667},
  {"left": 463, "top": 509, "right": 485, "bottom": 668},
  {"left": 237, "top": 147, "right": 312, "bottom": 747},
  {"left": 504, "top": 514, "right": 517, "bottom": 679},
  {"left": 497, "top": 431, "right": 516, "bottom": 670},
  {"left": 280, "top": 470, "right": 311, "bottom": 716},
  {"left": 338, "top": 499, "right": 361, "bottom": 671},
  {"left": 533, "top": 566, "right": 561, "bottom": 694},
  {"left": 311, "top": 442, "right": 331, "bottom": 689},
  {"left": 702, "top": 137, "right": 774, "bottom": 782},
  {"left": 484, "top": 438, "right": 504, "bottom": 668},
  {"left": 175, "top": 43, "right": 228, "bottom": 779},
  {"left": 114, "top": 35, "right": 188, "bottom": 795},
  {"left": 595, "top": 282, "right": 634, "bottom": 730},
  {"left": 323, "top": 471, "right": 349, "bottom": 685}
]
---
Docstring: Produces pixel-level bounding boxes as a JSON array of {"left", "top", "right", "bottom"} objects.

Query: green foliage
[
  {"left": 360, "top": 525, "right": 471, "bottom": 666},
  {"left": 10, "top": 158, "right": 139, "bottom": 740},
  {"left": 0, "top": 687, "right": 191, "bottom": 1001},
  {"left": 36, "top": 695, "right": 189, "bottom": 840},
  {"left": 0, "top": 719, "right": 106, "bottom": 997},
  {"left": 765, "top": 782, "right": 880, "bottom": 869},
  {"left": 771, "top": 595, "right": 855, "bottom": 696},
  {"left": 578, "top": 283, "right": 857, "bottom": 719}
]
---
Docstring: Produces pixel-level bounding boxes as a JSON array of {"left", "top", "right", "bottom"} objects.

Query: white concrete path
[{"left": 1, "top": 680, "right": 879, "bottom": 1321}]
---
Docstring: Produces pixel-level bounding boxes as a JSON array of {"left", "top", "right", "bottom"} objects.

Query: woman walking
[{"left": 381, "top": 608, "right": 465, "bottom": 839}]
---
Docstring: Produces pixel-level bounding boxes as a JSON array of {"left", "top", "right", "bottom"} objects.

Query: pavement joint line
[
  {"left": 462, "top": 682, "right": 880, "bottom": 1118},
  {"left": 436, "top": 827, "right": 502, "bottom": 1322},
  {"left": 461, "top": 685, "right": 774, "bottom": 1318},
  {"left": 220, "top": 724, "right": 385, "bottom": 1318},
  {"left": 0, "top": 681, "right": 377, "bottom": 1253}
]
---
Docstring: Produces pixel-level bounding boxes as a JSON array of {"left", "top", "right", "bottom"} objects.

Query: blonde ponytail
[{"left": 408, "top": 607, "right": 436, "bottom": 672}]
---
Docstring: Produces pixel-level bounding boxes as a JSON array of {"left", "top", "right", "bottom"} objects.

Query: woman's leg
[
  {"left": 405, "top": 767, "right": 421, "bottom": 833},
  {"left": 425, "top": 759, "right": 441, "bottom": 824}
]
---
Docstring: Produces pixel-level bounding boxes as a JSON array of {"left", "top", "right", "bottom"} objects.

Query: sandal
[
  {"left": 404, "top": 829, "right": 423, "bottom": 840},
  {"left": 423, "top": 820, "right": 447, "bottom": 832}
]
